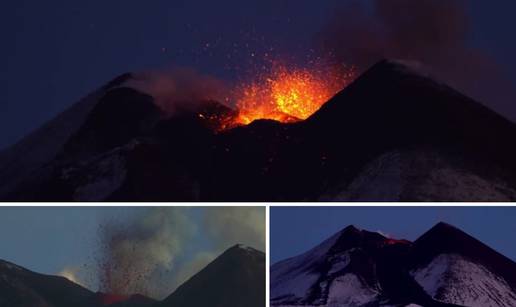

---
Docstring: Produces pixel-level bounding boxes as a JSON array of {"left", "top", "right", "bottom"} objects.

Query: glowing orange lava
[{"left": 233, "top": 61, "right": 355, "bottom": 125}]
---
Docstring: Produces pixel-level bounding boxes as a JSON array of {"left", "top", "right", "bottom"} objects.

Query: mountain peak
[
  {"left": 432, "top": 221, "right": 457, "bottom": 230},
  {"left": 417, "top": 221, "right": 468, "bottom": 243},
  {"left": 340, "top": 224, "right": 362, "bottom": 234},
  {"left": 226, "top": 244, "right": 263, "bottom": 256},
  {"left": 379, "top": 58, "right": 431, "bottom": 77},
  {"left": 232, "top": 243, "right": 261, "bottom": 253},
  {"left": 162, "top": 241, "right": 265, "bottom": 307}
]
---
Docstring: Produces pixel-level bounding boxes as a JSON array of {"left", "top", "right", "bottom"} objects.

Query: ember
[
  {"left": 96, "top": 292, "right": 130, "bottom": 305},
  {"left": 232, "top": 60, "right": 355, "bottom": 125}
]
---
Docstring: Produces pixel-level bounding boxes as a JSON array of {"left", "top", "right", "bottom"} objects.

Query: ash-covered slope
[
  {"left": 160, "top": 244, "right": 265, "bottom": 307},
  {"left": 3, "top": 59, "right": 516, "bottom": 201},
  {"left": 271, "top": 223, "right": 516, "bottom": 307}
]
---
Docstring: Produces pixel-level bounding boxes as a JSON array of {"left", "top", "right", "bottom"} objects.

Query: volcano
[
  {"left": 2, "top": 60, "right": 516, "bottom": 201},
  {"left": 271, "top": 223, "right": 516, "bottom": 307},
  {"left": 0, "top": 244, "right": 265, "bottom": 307}
]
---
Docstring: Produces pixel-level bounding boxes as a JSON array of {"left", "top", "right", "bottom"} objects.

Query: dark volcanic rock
[{"left": 0, "top": 260, "right": 96, "bottom": 307}]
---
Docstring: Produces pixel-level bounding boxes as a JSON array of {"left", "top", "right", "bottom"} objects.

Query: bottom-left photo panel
[{"left": 0, "top": 206, "right": 265, "bottom": 307}]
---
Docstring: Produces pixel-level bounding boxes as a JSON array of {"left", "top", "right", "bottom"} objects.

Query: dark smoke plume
[{"left": 317, "top": 0, "right": 516, "bottom": 121}]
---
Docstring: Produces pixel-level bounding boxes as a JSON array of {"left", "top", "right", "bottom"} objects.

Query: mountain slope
[
  {"left": 271, "top": 223, "right": 516, "bottom": 307},
  {"left": 160, "top": 244, "right": 265, "bottom": 307},
  {"left": 408, "top": 223, "right": 516, "bottom": 307},
  {"left": 0, "top": 73, "right": 133, "bottom": 199},
  {"left": 0, "top": 259, "right": 96, "bottom": 307}
]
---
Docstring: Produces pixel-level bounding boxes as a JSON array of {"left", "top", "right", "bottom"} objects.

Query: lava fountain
[{"left": 232, "top": 60, "right": 356, "bottom": 125}]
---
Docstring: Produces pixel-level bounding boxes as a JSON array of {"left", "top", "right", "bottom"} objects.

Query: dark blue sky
[
  {"left": 271, "top": 206, "right": 516, "bottom": 264},
  {"left": 2, "top": 1, "right": 516, "bottom": 149}
]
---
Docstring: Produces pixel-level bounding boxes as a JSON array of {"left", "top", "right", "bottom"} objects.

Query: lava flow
[{"left": 232, "top": 60, "right": 355, "bottom": 125}]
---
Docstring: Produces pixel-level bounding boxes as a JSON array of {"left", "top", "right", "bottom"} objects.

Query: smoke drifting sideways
[
  {"left": 125, "top": 68, "right": 230, "bottom": 116},
  {"left": 71, "top": 207, "right": 265, "bottom": 300},
  {"left": 316, "top": 0, "right": 516, "bottom": 122}
]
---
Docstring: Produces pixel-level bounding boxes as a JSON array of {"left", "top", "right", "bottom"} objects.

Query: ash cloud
[
  {"left": 95, "top": 207, "right": 264, "bottom": 299},
  {"left": 204, "top": 206, "right": 265, "bottom": 250},
  {"left": 317, "top": 0, "right": 516, "bottom": 121},
  {"left": 97, "top": 207, "right": 194, "bottom": 297}
]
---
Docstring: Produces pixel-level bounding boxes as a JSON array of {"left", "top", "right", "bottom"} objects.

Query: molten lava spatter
[
  {"left": 96, "top": 292, "right": 130, "bottom": 305},
  {"left": 233, "top": 61, "right": 355, "bottom": 125}
]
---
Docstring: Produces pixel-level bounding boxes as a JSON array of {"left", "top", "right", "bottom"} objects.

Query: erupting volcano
[
  {"left": 3, "top": 59, "right": 516, "bottom": 201},
  {"left": 232, "top": 60, "right": 356, "bottom": 125},
  {"left": 0, "top": 244, "right": 265, "bottom": 307}
]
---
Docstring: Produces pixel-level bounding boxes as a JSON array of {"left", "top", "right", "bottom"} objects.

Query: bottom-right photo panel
[{"left": 270, "top": 206, "right": 516, "bottom": 307}]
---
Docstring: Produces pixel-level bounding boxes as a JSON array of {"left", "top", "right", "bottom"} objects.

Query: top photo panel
[{"left": 2, "top": 1, "right": 516, "bottom": 201}]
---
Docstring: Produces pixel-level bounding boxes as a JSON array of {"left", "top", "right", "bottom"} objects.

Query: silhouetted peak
[
  {"left": 420, "top": 221, "right": 466, "bottom": 240},
  {"left": 328, "top": 225, "right": 389, "bottom": 255},
  {"left": 340, "top": 224, "right": 361, "bottom": 234}
]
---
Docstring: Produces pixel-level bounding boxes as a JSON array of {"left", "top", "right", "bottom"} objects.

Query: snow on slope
[
  {"left": 411, "top": 253, "right": 516, "bottom": 307},
  {"left": 272, "top": 272, "right": 379, "bottom": 307},
  {"left": 326, "top": 149, "right": 516, "bottom": 201},
  {"left": 271, "top": 232, "right": 341, "bottom": 300},
  {"left": 271, "top": 228, "right": 382, "bottom": 307},
  {"left": 325, "top": 273, "right": 379, "bottom": 307},
  {"left": 69, "top": 143, "right": 132, "bottom": 201}
]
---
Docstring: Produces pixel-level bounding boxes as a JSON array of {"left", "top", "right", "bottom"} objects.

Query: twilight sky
[
  {"left": 271, "top": 206, "right": 516, "bottom": 264},
  {"left": 2, "top": 0, "right": 516, "bottom": 149}
]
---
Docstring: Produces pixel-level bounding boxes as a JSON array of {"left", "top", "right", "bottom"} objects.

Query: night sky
[
  {"left": 270, "top": 206, "right": 516, "bottom": 264},
  {"left": 2, "top": 1, "right": 516, "bottom": 149}
]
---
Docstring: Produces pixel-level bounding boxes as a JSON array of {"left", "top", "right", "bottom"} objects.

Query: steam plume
[{"left": 58, "top": 266, "right": 85, "bottom": 287}]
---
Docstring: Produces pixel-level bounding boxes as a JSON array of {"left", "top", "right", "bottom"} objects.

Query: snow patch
[
  {"left": 71, "top": 148, "right": 128, "bottom": 201},
  {"left": 236, "top": 244, "right": 258, "bottom": 253},
  {"left": 328, "top": 151, "right": 402, "bottom": 201},
  {"left": 326, "top": 273, "right": 379, "bottom": 307},
  {"left": 326, "top": 149, "right": 516, "bottom": 201},
  {"left": 411, "top": 253, "right": 516, "bottom": 307},
  {"left": 388, "top": 59, "right": 430, "bottom": 77},
  {"left": 328, "top": 251, "right": 351, "bottom": 275},
  {"left": 271, "top": 232, "right": 341, "bottom": 302}
]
